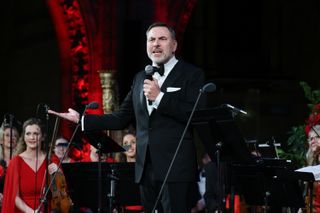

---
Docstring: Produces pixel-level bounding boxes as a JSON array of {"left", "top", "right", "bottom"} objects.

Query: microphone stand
[
  {"left": 151, "top": 86, "right": 208, "bottom": 213},
  {"left": 97, "top": 142, "right": 102, "bottom": 213},
  {"left": 43, "top": 109, "right": 50, "bottom": 213},
  {"left": 8, "top": 114, "right": 14, "bottom": 160},
  {"left": 270, "top": 136, "right": 279, "bottom": 159},
  {"left": 36, "top": 122, "right": 80, "bottom": 213},
  {"left": 215, "top": 142, "right": 224, "bottom": 212},
  {"left": 36, "top": 104, "right": 91, "bottom": 213},
  {"left": 96, "top": 142, "right": 119, "bottom": 213},
  {"left": 108, "top": 164, "right": 119, "bottom": 213},
  {"left": 37, "top": 125, "right": 79, "bottom": 212}
]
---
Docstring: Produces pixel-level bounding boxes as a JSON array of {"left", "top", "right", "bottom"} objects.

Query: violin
[
  {"left": 49, "top": 117, "right": 73, "bottom": 213},
  {"left": 50, "top": 169, "right": 73, "bottom": 213}
]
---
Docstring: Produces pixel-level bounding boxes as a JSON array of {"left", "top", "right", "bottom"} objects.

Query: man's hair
[{"left": 146, "top": 22, "right": 176, "bottom": 40}]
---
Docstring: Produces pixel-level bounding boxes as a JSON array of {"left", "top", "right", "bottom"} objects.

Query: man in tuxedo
[{"left": 49, "top": 22, "right": 206, "bottom": 213}]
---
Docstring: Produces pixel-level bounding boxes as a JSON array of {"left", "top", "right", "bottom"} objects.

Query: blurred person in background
[
  {"left": 0, "top": 122, "right": 21, "bottom": 209},
  {"left": 54, "top": 137, "right": 74, "bottom": 163}
]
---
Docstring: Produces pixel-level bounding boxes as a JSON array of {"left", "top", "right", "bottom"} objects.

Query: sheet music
[{"left": 295, "top": 165, "right": 320, "bottom": 181}]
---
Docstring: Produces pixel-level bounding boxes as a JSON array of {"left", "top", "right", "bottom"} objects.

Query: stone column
[{"left": 98, "top": 70, "right": 123, "bottom": 146}]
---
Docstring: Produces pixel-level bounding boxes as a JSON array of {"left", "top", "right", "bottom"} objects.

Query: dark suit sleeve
[{"left": 83, "top": 75, "right": 138, "bottom": 131}]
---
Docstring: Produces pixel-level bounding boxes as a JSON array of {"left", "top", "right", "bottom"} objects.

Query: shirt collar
[{"left": 153, "top": 56, "right": 178, "bottom": 76}]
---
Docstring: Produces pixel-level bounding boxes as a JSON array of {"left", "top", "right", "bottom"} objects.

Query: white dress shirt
[{"left": 147, "top": 56, "right": 178, "bottom": 115}]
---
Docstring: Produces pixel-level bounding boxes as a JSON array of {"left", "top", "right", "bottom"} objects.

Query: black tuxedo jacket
[{"left": 84, "top": 60, "right": 205, "bottom": 183}]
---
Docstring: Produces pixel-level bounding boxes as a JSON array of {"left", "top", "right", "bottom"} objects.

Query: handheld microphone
[
  {"left": 86, "top": 102, "right": 99, "bottom": 109},
  {"left": 151, "top": 82, "right": 216, "bottom": 213},
  {"left": 222, "top": 103, "right": 248, "bottom": 115},
  {"left": 145, "top": 65, "right": 154, "bottom": 105}
]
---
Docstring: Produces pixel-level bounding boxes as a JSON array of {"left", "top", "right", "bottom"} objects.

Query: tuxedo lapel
[{"left": 160, "top": 61, "right": 182, "bottom": 91}]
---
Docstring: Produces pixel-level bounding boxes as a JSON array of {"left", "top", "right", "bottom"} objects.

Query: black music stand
[
  {"left": 62, "top": 162, "right": 141, "bottom": 213},
  {"left": 191, "top": 106, "right": 253, "bottom": 212},
  {"left": 84, "top": 130, "right": 125, "bottom": 154},
  {"left": 191, "top": 106, "right": 253, "bottom": 164},
  {"left": 231, "top": 164, "right": 307, "bottom": 211},
  {"left": 83, "top": 131, "right": 126, "bottom": 213},
  {"left": 191, "top": 107, "right": 306, "bottom": 212}
]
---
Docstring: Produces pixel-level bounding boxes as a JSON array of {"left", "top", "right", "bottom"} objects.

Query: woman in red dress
[{"left": 1, "top": 118, "right": 59, "bottom": 213}]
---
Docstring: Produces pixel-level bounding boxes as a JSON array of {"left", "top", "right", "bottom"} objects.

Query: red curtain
[{"left": 46, "top": 0, "right": 197, "bottom": 160}]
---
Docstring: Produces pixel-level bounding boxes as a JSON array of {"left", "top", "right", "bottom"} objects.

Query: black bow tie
[{"left": 153, "top": 64, "right": 165, "bottom": 76}]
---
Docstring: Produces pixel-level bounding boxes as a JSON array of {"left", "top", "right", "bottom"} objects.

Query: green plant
[
  {"left": 279, "top": 125, "right": 307, "bottom": 168},
  {"left": 278, "top": 81, "right": 320, "bottom": 168}
]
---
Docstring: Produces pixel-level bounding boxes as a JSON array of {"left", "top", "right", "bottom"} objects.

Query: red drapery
[
  {"left": 153, "top": 0, "right": 198, "bottom": 50},
  {"left": 46, "top": 0, "right": 197, "bottom": 160}
]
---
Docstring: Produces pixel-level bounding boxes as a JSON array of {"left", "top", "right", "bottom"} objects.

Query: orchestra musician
[
  {"left": 0, "top": 121, "right": 21, "bottom": 210},
  {"left": 304, "top": 124, "right": 320, "bottom": 212},
  {"left": 1, "top": 118, "right": 61, "bottom": 213}
]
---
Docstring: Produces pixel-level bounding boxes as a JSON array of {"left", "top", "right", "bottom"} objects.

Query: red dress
[{"left": 2, "top": 156, "right": 49, "bottom": 213}]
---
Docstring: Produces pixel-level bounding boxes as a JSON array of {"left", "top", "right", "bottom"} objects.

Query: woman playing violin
[{"left": 1, "top": 118, "right": 60, "bottom": 213}]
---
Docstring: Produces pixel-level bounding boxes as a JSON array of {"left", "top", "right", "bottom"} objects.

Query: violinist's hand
[
  {"left": 48, "top": 108, "right": 80, "bottom": 124},
  {"left": 48, "top": 163, "right": 59, "bottom": 175}
]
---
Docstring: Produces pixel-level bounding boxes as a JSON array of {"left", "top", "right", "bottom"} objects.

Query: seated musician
[
  {"left": 2, "top": 118, "right": 72, "bottom": 213},
  {"left": 114, "top": 130, "right": 143, "bottom": 213},
  {"left": 115, "top": 131, "right": 137, "bottom": 163},
  {"left": 0, "top": 121, "right": 21, "bottom": 210},
  {"left": 191, "top": 153, "right": 211, "bottom": 213},
  {"left": 54, "top": 137, "right": 76, "bottom": 163},
  {"left": 304, "top": 120, "right": 320, "bottom": 212},
  {"left": 87, "top": 144, "right": 115, "bottom": 162}
]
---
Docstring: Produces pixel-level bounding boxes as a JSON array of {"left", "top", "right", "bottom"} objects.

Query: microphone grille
[
  {"left": 87, "top": 102, "right": 99, "bottom": 109},
  {"left": 202, "top": 82, "right": 216, "bottom": 93},
  {"left": 145, "top": 65, "right": 154, "bottom": 75}
]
